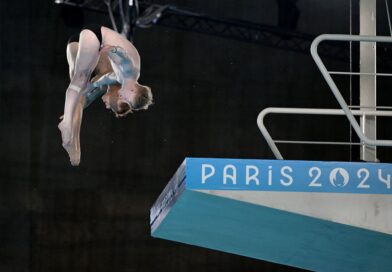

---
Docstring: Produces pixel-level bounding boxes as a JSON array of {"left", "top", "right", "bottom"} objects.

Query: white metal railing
[
  {"left": 257, "top": 108, "right": 392, "bottom": 160},
  {"left": 257, "top": 34, "right": 392, "bottom": 160}
]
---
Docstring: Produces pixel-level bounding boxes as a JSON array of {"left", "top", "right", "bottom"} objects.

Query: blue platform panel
[{"left": 150, "top": 158, "right": 392, "bottom": 271}]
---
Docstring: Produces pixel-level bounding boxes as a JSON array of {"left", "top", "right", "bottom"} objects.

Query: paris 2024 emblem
[{"left": 329, "top": 168, "right": 350, "bottom": 187}]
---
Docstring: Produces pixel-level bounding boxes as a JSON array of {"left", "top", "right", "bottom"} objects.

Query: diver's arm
[
  {"left": 83, "top": 85, "right": 107, "bottom": 109},
  {"left": 102, "top": 45, "right": 140, "bottom": 80},
  {"left": 114, "top": 47, "right": 140, "bottom": 80},
  {"left": 92, "top": 72, "right": 119, "bottom": 87}
]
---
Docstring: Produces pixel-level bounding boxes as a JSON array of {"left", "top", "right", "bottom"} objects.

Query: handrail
[
  {"left": 257, "top": 107, "right": 392, "bottom": 160},
  {"left": 329, "top": 71, "right": 392, "bottom": 77},
  {"left": 310, "top": 34, "right": 392, "bottom": 147}
]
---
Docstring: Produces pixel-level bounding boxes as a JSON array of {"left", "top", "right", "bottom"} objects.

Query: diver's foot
[
  {"left": 66, "top": 143, "right": 80, "bottom": 166},
  {"left": 58, "top": 122, "right": 81, "bottom": 166},
  {"left": 58, "top": 121, "right": 72, "bottom": 144}
]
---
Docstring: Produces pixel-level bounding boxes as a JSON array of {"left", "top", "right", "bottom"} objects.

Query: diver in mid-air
[{"left": 59, "top": 25, "right": 153, "bottom": 166}]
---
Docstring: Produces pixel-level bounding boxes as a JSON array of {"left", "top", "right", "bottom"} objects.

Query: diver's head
[
  {"left": 102, "top": 83, "right": 153, "bottom": 118},
  {"left": 117, "top": 83, "right": 153, "bottom": 114}
]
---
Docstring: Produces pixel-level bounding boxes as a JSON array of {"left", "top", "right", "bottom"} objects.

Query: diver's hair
[
  {"left": 116, "top": 102, "right": 131, "bottom": 117},
  {"left": 114, "top": 84, "right": 153, "bottom": 118},
  {"left": 132, "top": 83, "right": 153, "bottom": 111}
]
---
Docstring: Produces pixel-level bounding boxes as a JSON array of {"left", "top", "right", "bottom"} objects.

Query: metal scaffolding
[
  {"left": 55, "top": 0, "right": 392, "bottom": 68},
  {"left": 55, "top": 0, "right": 349, "bottom": 61}
]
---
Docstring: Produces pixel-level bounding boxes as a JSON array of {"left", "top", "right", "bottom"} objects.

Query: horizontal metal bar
[
  {"left": 260, "top": 108, "right": 392, "bottom": 117},
  {"left": 313, "top": 34, "right": 392, "bottom": 43},
  {"left": 329, "top": 71, "right": 392, "bottom": 77},
  {"left": 348, "top": 105, "right": 392, "bottom": 109},
  {"left": 274, "top": 140, "right": 364, "bottom": 146}
]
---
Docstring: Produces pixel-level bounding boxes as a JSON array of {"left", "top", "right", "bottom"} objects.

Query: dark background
[{"left": 1, "top": 0, "right": 392, "bottom": 271}]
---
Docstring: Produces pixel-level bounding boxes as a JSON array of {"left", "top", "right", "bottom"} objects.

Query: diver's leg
[
  {"left": 66, "top": 41, "right": 79, "bottom": 80},
  {"left": 59, "top": 29, "right": 100, "bottom": 164},
  {"left": 63, "top": 29, "right": 100, "bottom": 129},
  {"left": 69, "top": 96, "right": 84, "bottom": 165},
  {"left": 58, "top": 41, "right": 79, "bottom": 121},
  {"left": 67, "top": 41, "right": 105, "bottom": 110}
]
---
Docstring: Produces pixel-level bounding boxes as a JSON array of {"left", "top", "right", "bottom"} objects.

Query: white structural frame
[
  {"left": 257, "top": 33, "right": 392, "bottom": 160},
  {"left": 257, "top": 107, "right": 392, "bottom": 160}
]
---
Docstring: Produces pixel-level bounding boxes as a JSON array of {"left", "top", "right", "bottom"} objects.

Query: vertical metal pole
[
  {"left": 127, "top": 0, "right": 135, "bottom": 41},
  {"left": 360, "top": 0, "right": 378, "bottom": 162}
]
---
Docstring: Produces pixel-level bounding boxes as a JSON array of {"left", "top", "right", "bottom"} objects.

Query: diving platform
[{"left": 150, "top": 158, "right": 392, "bottom": 271}]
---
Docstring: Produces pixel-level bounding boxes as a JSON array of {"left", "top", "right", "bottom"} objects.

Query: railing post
[{"left": 360, "top": 0, "right": 378, "bottom": 162}]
